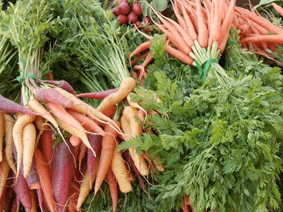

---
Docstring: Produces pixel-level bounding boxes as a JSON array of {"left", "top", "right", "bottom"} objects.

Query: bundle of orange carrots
[{"left": 130, "top": 0, "right": 283, "bottom": 83}]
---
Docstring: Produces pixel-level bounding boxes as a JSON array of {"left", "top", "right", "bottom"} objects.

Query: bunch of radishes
[{"left": 113, "top": 0, "right": 151, "bottom": 32}]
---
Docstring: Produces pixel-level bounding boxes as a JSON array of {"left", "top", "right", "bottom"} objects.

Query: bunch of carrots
[
  {"left": 0, "top": 75, "right": 165, "bottom": 212},
  {"left": 130, "top": 0, "right": 283, "bottom": 86}
]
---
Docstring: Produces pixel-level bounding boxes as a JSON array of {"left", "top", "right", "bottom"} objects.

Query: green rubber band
[
  {"left": 196, "top": 59, "right": 217, "bottom": 84},
  {"left": 16, "top": 72, "right": 40, "bottom": 83},
  {"left": 226, "top": 41, "right": 237, "bottom": 48}
]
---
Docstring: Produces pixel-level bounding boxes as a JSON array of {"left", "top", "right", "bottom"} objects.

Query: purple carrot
[
  {"left": 11, "top": 197, "right": 20, "bottom": 212},
  {"left": 36, "top": 188, "right": 44, "bottom": 212},
  {"left": 4, "top": 172, "right": 15, "bottom": 211},
  {"left": 122, "top": 149, "right": 147, "bottom": 193},
  {"left": 52, "top": 140, "right": 74, "bottom": 212},
  {"left": 0, "top": 94, "right": 36, "bottom": 114},
  {"left": 22, "top": 158, "right": 40, "bottom": 190},
  {"left": 0, "top": 184, "right": 6, "bottom": 211},
  {"left": 35, "top": 87, "right": 75, "bottom": 107},
  {"left": 76, "top": 88, "right": 119, "bottom": 99},
  {"left": 87, "top": 133, "right": 102, "bottom": 186},
  {"left": 36, "top": 79, "right": 77, "bottom": 95},
  {"left": 14, "top": 172, "right": 32, "bottom": 212}
]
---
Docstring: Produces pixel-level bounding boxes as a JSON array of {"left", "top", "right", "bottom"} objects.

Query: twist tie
[{"left": 195, "top": 59, "right": 217, "bottom": 84}]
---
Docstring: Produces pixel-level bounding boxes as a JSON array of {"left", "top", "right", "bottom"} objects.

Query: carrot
[
  {"left": 35, "top": 148, "right": 56, "bottom": 212},
  {"left": 111, "top": 146, "right": 132, "bottom": 193},
  {"left": 106, "top": 168, "right": 118, "bottom": 212},
  {"left": 70, "top": 135, "right": 81, "bottom": 146},
  {"left": 40, "top": 79, "right": 77, "bottom": 95},
  {"left": 122, "top": 149, "right": 148, "bottom": 195},
  {"left": 196, "top": 0, "right": 208, "bottom": 48},
  {"left": 11, "top": 197, "right": 20, "bottom": 212},
  {"left": 134, "top": 25, "right": 153, "bottom": 40},
  {"left": 131, "top": 51, "right": 150, "bottom": 65},
  {"left": 178, "top": 0, "right": 197, "bottom": 40},
  {"left": 47, "top": 102, "right": 84, "bottom": 130},
  {"left": 78, "top": 143, "right": 88, "bottom": 169},
  {"left": 87, "top": 134, "right": 102, "bottom": 186},
  {"left": 0, "top": 184, "right": 6, "bottom": 211},
  {"left": 3, "top": 179, "right": 15, "bottom": 212},
  {"left": 76, "top": 158, "right": 100, "bottom": 210},
  {"left": 28, "top": 98, "right": 58, "bottom": 130},
  {"left": 54, "top": 87, "right": 119, "bottom": 131},
  {"left": 271, "top": 3, "right": 283, "bottom": 17},
  {"left": 219, "top": 0, "right": 236, "bottom": 51},
  {"left": 23, "top": 159, "right": 40, "bottom": 190},
  {"left": 0, "top": 94, "right": 36, "bottom": 115},
  {"left": 208, "top": 0, "right": 221, "bottom": 46},
  {"left": 54, "top": 116, "right": 94, "bottom": 157},
  {"left": 34, "top": 115, "right": 49, "bottom": 131},
  {"left": 94, "top": 121, "right": 120, "bottom": 194},
  {"left": 30, "top": 190, "right": 37, "bottom": 212},
  {"left": 0, "top": 154, "right": 10, "bottom": 197},
  {"left": 77, "top": 88, "right": 119, "bottom": 99},
  {"left": 40, "top": 129, "right": 55, "bottom": 176},
  {"left": 14, "top": 172, "right": 32, "bottom": 212},
  {"left": 51, "top": 140, "right": 74, "bottom": 212},
  {"left": 36, "top": 188, "right": 45, "bottom": 212},
  {"left": 240, "top": 34, "right": 283, "bottom": 44},
  {"left": 235, "top": 7, "right": 283, "bottom": 35},
  {"left": 166, "top": 40, "right": 194, "bottom": 65},
  {"left": 22, "top": 122, "right": 37, "bottom": 177},
  {"left": 13, "top": 113, "right": 36, "bottom": 177},
  {"left": 130, "top": 41, "right": 151, "bottom": 58},
  {"left": 181, "top": 202, "right": 190, "bottom": 212},
  {"left": 3, "top": 114, "right": 16, "bottom": 174},
  {"left": 96, "top": 77, "right": 136, "bottom": 113},
  {"left": 66, "top": 109, "right": 105, "bottom": 136},
  {"left": 32, "top": 87, "right": 75, "bottom": 108},
  {"left": 0, "top": 111, "right": 4, "bottom": 162},
  {"left": 121, "top": 108, "right": 149, "bottom": 176}
]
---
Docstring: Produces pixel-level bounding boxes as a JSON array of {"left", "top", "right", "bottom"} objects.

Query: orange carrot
[
  {"left": 70, "top": 135, "right": 82, "bottom": 146},
  {"left": 208, "top": 0, "right": 221, "bottom": 45},
  {"left": 130, "top": 41, "right": 151, "bottom": 58},
  {"left": 166, "top": 40, "right": 194, "bottom": 65},
  {"left": 78, "top": 143, "right": 88, "bottom": 169},
  {"left": 35, "top": 148, "right": 56, "bottom": 212},
  {"left": 196, "top": 0, "right": 209, "bottom": 47},
  {"left": 94, "top": 121, "right": 120, "bottom": 194},
  {"left": 106, "top": 168, "right": 118, "bottom": 212},
  {"left": 66, "top": 108, "right": 105, "bottom": 136},
  {"left": 40, "top": 129, "right": 55, "bottom": 176},
  {"left": 271, "top": 3, "right": 283, "bottom": 17},
  {"left": 240, "top": 34, "right": 283, "bottom": 44},
  {"left": 13, "top": 113, "right": 36, "bottom": 177},
  {"left": 130, "top": 51, "right": 150, "bottom": 65},
  {"left": 0, "top": 111, "right": 4, "bottom": 162},
  {"left": 3, "top": 114, "right": 15, "bottom": 174}
]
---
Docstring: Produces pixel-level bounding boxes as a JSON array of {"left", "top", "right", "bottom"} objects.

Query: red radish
[
  {"left": 118, "top": 0, "right": 128, "bottom": 5},
  {"left": 87, "top": 134, "right": 102, "bottom": 186},
  {"left": 119, "top": 2, "right": 130, "bottom": 15},
  {"left": 14, "top": 172, "right": 32, "bottom": 212},
  {"left": 118, "top": 14, "right": 128, "bottom": 24},
  {"left": 132, "top": 2, "right": 142, "bottom": 15},
  {"left": 135, "top": 21, "right": 142, "bottom": 27},
  {"left": 0, "top": 94, "right": 36, "bottom": 115},
  {"left": 76, "top": 88, "right": 119, "bottom": 99},
  {"left": 52, "top": 140, "right": 74, "bottom": 212},
  {"left": 128, "top": 12, "right": 139, "bottom": 24},
  {"left": 144, "top": 27, "right": 152, "bottom": 33},
  {"left": 113, "top": 6, "right": 121, "bottom": 17},
  {"left": 143, "top": 17, "right": 150, "bottom": 24}
]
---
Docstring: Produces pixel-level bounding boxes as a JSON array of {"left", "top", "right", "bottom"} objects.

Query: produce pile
[{"left": 0, "top": 0, "right": 283, "bottom": 211}]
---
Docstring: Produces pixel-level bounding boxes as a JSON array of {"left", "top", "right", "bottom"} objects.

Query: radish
[
  {"left": 119, "top": 2, "right": 130, "bottom": 15},
  {"left": 135, "top": 21, "right": 142, "bottom": 27},
  {"left": 128, "top": 12, "right": 138, "bottom": 24},
  {"left": 118, "top": 0, "right": 128, "bottom": 5},
  {"left": 117, "top": 14, "right": 128, "bottom": 25},
  {"left": 132, "top": 2, "right": 142, "bottom": 16},
  {"left": 113, "top": 6, "right": 121, "bottom": 17}
]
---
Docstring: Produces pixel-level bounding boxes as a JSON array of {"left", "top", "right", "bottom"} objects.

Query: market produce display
[{"left": 0, "top": 0, "right": 283, "bottom": 211}]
